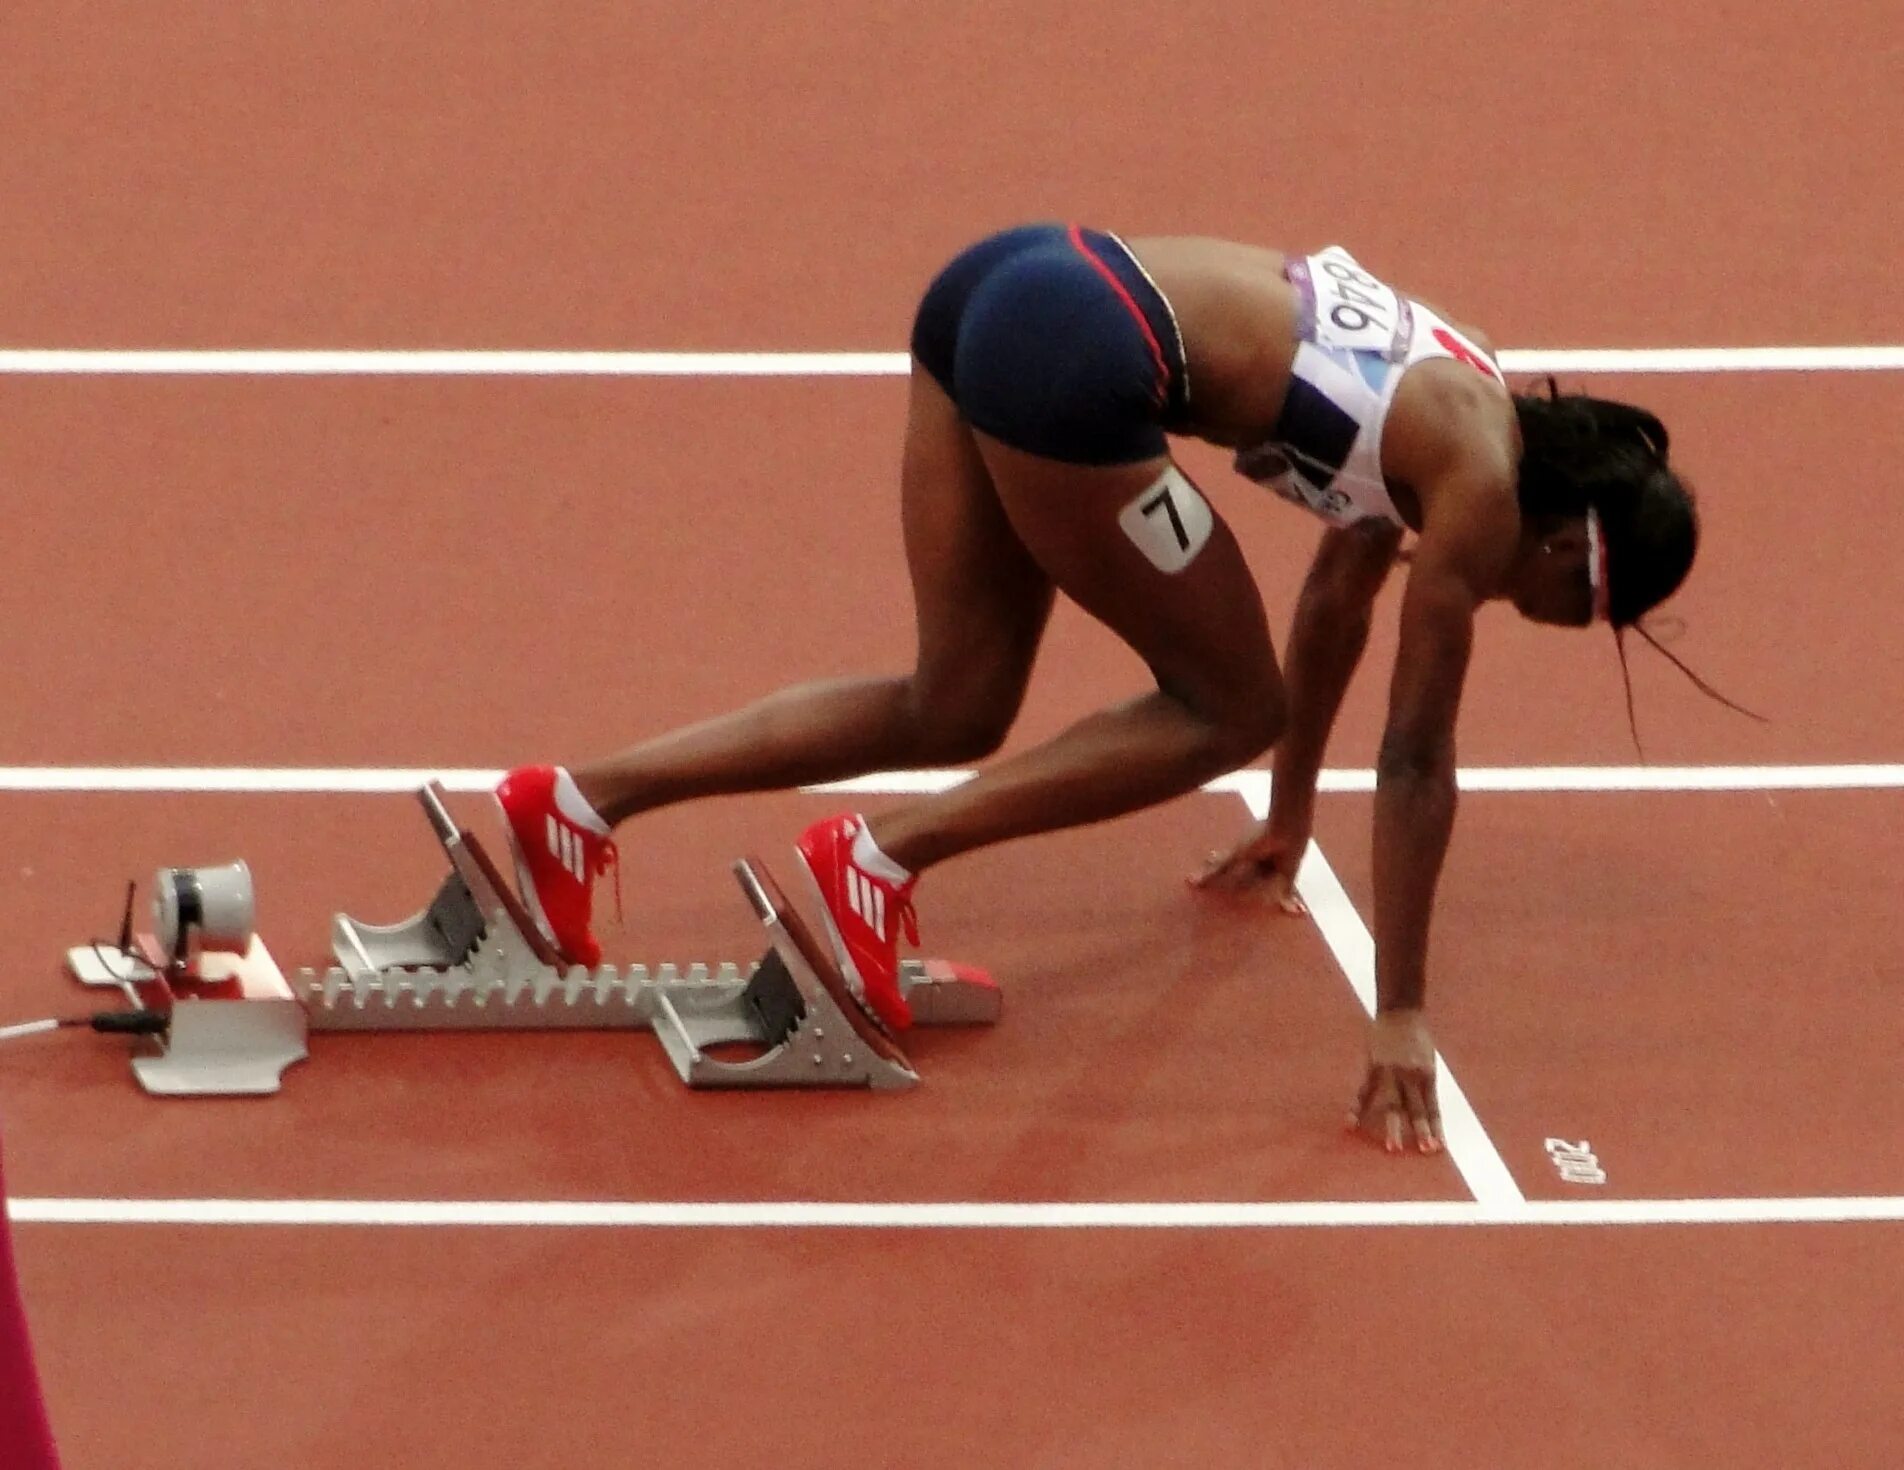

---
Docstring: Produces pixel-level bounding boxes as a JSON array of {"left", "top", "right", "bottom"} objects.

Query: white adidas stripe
[
  {"left": 845, "top": 867, "right": 888, "bottom": 938},
  {"left": 545, "top": 815, "right": 588, "bottom": 882}
]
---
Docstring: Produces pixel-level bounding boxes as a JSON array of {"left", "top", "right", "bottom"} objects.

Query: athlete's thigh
[
  {"left": 973, "top": 435, "right": 1282, "bottom": 724},
  {"left": 899, "top": 366, "right": 1054, "bottom": 706}
]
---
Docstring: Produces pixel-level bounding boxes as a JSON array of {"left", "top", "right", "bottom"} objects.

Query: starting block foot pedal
[{"left": 651, "top": 856, "right": 920, "bottom": 1090}]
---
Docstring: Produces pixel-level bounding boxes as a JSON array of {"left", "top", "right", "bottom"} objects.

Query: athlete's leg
[
  {"left": 758, "top": 224, "right": 1281, "bottom": 1030},
  {"left": 571, "top": 367, "right": 1053, "bottom": 826},
  {"left": 867, "top": 440, "right": 1285, "bottom": 873}
]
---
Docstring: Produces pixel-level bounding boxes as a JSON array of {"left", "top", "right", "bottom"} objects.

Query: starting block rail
[{"left": 67, "top": 783, "right": 999, "bottom": 1097}]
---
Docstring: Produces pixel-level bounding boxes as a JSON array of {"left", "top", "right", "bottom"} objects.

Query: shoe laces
[
  {"left": 893, "top": 881, "right": 919, "bottom": 948},
  {"left": 595, "top": 836, "right": 623, "bottom": 925}
]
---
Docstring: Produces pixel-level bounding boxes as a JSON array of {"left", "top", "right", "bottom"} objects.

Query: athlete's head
[
  {"left": 1504, "top": 382, "right": 1696, "bottom": 629},
  {"left": 1501, "top": 381, "right": 1762, "bottom": 746}
]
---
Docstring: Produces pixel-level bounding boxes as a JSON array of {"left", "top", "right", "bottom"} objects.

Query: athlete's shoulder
[{"left": 1388, "top": 364, "right": 1518, "bottom": 489}]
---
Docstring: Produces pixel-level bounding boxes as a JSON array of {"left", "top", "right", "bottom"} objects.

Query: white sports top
[{"left": 1232, "top": 246, "right": 1505, "bottom": 528}]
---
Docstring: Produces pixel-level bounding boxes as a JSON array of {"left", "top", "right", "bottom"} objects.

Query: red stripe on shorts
[{"left": 1066, "top": 224, "right": 1170, "bottom": 406}]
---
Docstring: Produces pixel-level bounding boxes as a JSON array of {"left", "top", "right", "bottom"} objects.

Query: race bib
[
  {"left": 1117, "top": 465, "right": 1216, "bottom": 573},
  {"left": 1296, "top": 247, "right": 1411, "bottom": 359}
]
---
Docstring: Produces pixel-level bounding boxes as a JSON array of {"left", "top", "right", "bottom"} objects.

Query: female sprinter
[{"left": 493, "top": 224, "right": 1698, "bottom": 1153}]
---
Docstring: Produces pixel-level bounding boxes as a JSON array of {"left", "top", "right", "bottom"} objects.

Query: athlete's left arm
[
  {"left": 1371, "top": 455, "right": 1518, "bottom": 1016},
  {"left": 1348, "top": 456, "right": 1516, "bottom": 1152}
]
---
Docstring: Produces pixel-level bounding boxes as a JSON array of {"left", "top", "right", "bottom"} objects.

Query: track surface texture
[{"left": 3, "top": 4, "right": 1900, "bottom": 1467}]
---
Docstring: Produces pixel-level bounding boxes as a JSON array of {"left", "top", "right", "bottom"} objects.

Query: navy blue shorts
[{"left": 909, "top": 223, "right": 1191, "bottom": 466}]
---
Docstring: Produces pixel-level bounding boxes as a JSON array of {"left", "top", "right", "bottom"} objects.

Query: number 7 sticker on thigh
[{"left": 1118, "top": 465, "right": 1214, "bottom": 574}]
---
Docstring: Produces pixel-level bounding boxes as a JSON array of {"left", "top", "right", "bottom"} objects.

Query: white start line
[
  {"left": 1, "top": 347, "right": 1903, "bottom": 376},
  {"left": 9, "top": 1196, "right": 1904, "bottom": 1229}
]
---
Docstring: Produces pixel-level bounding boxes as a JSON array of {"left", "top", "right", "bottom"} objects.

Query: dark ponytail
[{"left": 1513, "top": 379, "right": 1694, "bottom": 627}]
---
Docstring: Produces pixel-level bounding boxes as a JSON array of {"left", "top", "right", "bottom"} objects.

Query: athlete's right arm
[
  {"left": 1193, "top": 521, "right": 1401, "bottom": 901},
  {"left": 1271, "top": 522, "right": 1404, "bottom": 830}
]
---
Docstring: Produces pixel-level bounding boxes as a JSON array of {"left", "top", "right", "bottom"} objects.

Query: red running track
[{"left": 3, "top": 3, "right": 1903, "bottom": 1467}]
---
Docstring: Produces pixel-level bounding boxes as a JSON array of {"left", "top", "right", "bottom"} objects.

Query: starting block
[{"left": 66, "top": 783, "right": 999, "bottom": 1097}]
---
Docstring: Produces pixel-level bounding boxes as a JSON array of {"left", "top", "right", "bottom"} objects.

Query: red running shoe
[
  {"left": 495, "top": 765, "right": 619, "bottom": 967},
  {"left": 796, "top": 813, "right": 919, "bottom": 1032}
]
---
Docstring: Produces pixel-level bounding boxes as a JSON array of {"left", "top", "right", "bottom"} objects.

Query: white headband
[{"left": 1586, "top": 506, "right": 1610, "bottom": 624}]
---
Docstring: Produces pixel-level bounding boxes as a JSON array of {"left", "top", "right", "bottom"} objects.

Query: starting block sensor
[{"left": 64, "top": 784, "right": 1000, "bottom": 1098}]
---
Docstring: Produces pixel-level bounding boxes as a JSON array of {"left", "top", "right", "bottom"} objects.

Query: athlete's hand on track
[
  {"left": 1350, "top": 1009, "right": 1445, "bottom": 1155},
  {"left": 1188, "top": 824, "right": 1310, "bottom": 914}
]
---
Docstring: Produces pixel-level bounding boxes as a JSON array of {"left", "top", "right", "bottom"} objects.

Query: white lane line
[
  {"left": 1502, "top": 346, "right": 1904, "bottom": 374},
  {"left": 9, "top": 1195, "right": 1904, "bottom": 1228},
  {"left": 1314, "top": 764, "right": 1904, "bottom": 793},
  {"left": 0, "top": 764, "right": 1896, "bottom": 795},
  {"left": 1229, "top": 773, "right": 1523, "bottom": 1205},
  {"left": 1, "top": 347, "right": 1902, "bottom": 376},
  {"left": 0, "top": 350, "right": 907, "bottom": 377},
  {"left": 0, "top": 767, "right": 508, "bottom": 794},
  {"left": 1296, "top": 843, "right": 1525, "bottom": 1205}
]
